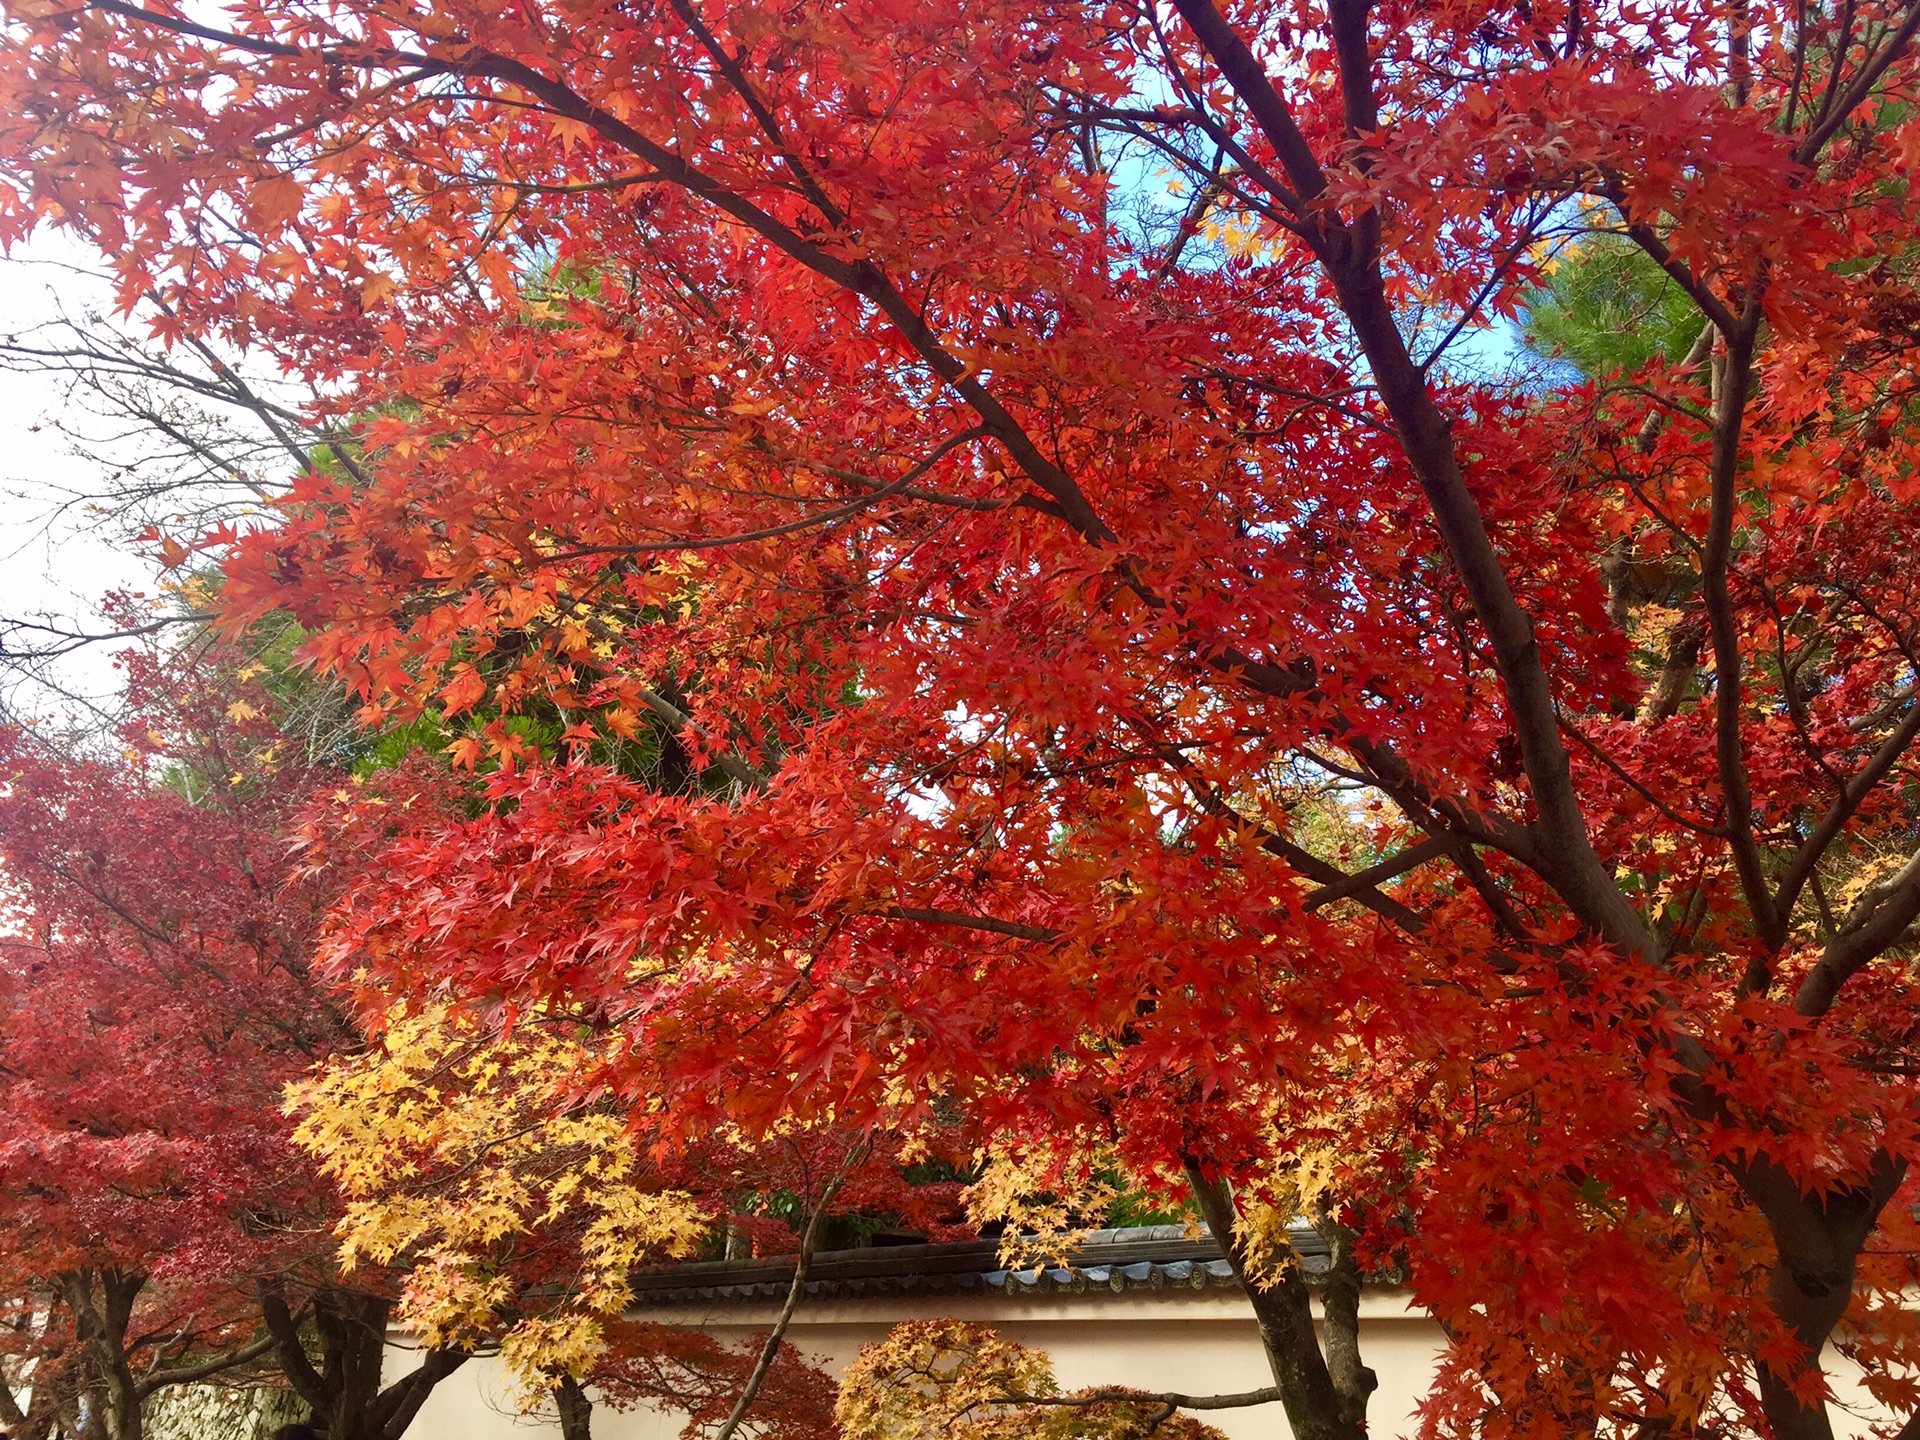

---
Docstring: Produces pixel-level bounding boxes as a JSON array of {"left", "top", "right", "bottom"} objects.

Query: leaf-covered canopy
[{"left": 6, "top": 0, "right": 1920, "bottom": 1436}]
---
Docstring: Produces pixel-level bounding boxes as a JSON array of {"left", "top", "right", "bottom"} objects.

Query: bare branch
[
  {"left": 1772, "top": 701, "right": 1920, "bottom": 934},
  {"left": 1795, "top": 848, "right": 1920, "bottom": 1017},
  {"left": 710, "top": 1168, "right": 850, "bottom": 1440}
]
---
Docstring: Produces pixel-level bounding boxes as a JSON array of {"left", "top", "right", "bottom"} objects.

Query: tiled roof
[{"left": 627, "top": 1224, "right": 1329, "bottom": 1307}]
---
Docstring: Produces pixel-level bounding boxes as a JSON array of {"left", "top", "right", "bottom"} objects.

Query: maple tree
[
  {"left": 289, "top": 999, "right": 712, "bottom": 1389},
  {"left": 0, "top": 628, "right": 873, "bottom": 1440},
  {"left": 0, "top": 630, "right": 495, "bottom": 1440},
  {"left": 287, "top": 990, "right": 934, "bottom": 1435},
  {"left": 7, "top": 0, "right": 1920, "bottom": 1439},
  {"left": 0, "top": 646, "right": 337, "bottom": 1440},
  {"left": 837, "top": 1319, "right": 1237, "bottom": 1440},
  {"left": 583, "top": 1320, "right": 839, "bottom": 1440}
]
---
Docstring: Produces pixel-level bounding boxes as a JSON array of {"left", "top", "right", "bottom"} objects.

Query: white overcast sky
[{"left": 0, "top": 235, "right": 189, "bottom": 717}]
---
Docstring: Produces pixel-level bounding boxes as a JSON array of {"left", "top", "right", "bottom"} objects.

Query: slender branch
[
  {"left": 710, "top": 1171, "right": 848, "bottom": 1440},
  {"left": 1794, "top": 0, "right": 1920, "bottom": 162},
  {"left": 1771, "top": 701, "right": 1920, "bottom": 932},
  {"left": 1616, "top": 217, "right": 1742, "bottom": 335},
  {"left": 1849, "top": 680, "right": 1918, "bottom": 733},
  {"left": 883, "top": 907, "right": 1063, "bottom": 943},
  {"left": 631, "top": 686, "right": 770, "bottom": 792},
  {"left": 1699, "top": 307, "right": 1781, "bottom": 948},
  {"left": 1004, "top": 1387, "right": 1283, "bottom": 1420},
  {"left": 1795, "top": 848, "right": 1920, "bottom": 1017},
  {"left": 1156, "top": 744, "right": 1429, "bottom": 933},
  {"left": 1168, "top": 0, "right": 1327, "bottom": 207},
  {"left": 137, "top": 1332, "right": 276, "bottom": 1398},
  {"left": 1302, "top": 836, "right": 1449, "bottom": 910},
  {"left": 0, "top": 613, "right": 209, "bottom": 661},
  {"left": 93, "top": 0, "right": 313, "bottom": 58},
  {"left": 1561, "top": 714, "right": 1727, "bottom": 837},
  {"left": 541, "top": 426, "right": 989, "bottom": 561},
  {"left": 438, "top": 51, "right": 1117, "bottom": 547},
  {"left": 1147, "top": 146, "right": 1228, "bottom": 286},
  {"left": 1630, "top": 320, "right": 1717, "bottom": 453}
]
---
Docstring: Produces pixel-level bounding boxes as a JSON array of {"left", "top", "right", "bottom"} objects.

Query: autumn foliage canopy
[
  {"left": 6, "top": 0, "right": 1920, "bottom": 1437},
  {"left": 0, "top": 648, "right": 356, "bottom": 1437},
  {"left": 0, "top": 632, "right": 912, "bottom": 1440}
]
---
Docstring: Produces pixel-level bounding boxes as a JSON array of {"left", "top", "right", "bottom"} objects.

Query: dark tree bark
[
  {"left": 262, "top": 1284, "right": 468, "bottom": 1440},
  {"left": 1186, "top": 1165, "right": 1372, "bottom": 1440},
  {"left": 555, "top": 1375, "right": 594, "bottom": 1440},
  {"left": 61, "top": 1269, "right": 146, "bottom": 1440}
]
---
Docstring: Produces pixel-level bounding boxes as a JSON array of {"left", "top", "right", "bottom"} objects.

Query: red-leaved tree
[
  {"left": 0, "top": 624, "right": 959, "bottom": 1440},
  {"left": 7, "top": 2, "right": 1920, "bottom": 1439},
  {"left": 0, "top": 633, "right": 489, "bottom": 1440}
]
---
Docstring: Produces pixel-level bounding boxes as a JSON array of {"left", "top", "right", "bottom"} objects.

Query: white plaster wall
[
  {"left": 385, "top": 1294, "right": 1897, "bottom": 1440},
  {"left": 387, "top": 1290, "right": 1440, "bottom": 1440}
]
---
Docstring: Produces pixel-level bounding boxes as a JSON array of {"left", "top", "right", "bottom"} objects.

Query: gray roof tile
[{"left": 627, "top": 1223, "right": 1326, "bottom": 1306}]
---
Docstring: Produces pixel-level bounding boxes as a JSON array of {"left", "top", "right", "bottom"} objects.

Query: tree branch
[
  {"left": 1795, "top": 848, "right": 1920, "bottom": 1017},
  {"left": 710, "top": 1170, "right": 847, "bottom": 1440},
  {"left": 1699, "top": 308, "right": 1782, "bottom": 949},
  {"left": 258, "top": 1286, "right": 328, "bottom": 1414},
  {"left": 1168, "top": 0, "right": 1326, "bottom": 207},
  {"left": 366, "top": 1347, "right": 470, "bottom": 1440},
  {"left": 1302, "top": 835, "right": 1449, "bottom": 910},
  {"left": 1793, "top": 0, "right": 1920, "bottom": 162},
  {"left": 1771, "top": 701, "right": 1920, "bottom": 936},
  {"left": 1179, "top": 0, "right": 1651, "bottom": 959},
  {"left": 137, "top": 1331, "right": 276, "bottom": 1398},
  {"left": 1005, "top": 1386, "right": 1283, "bottom": 1420},
  {"left": 1183, "top": 1163, "right": 1353, "bottom": 1440},
  {"left": 883, "top": 907, "right": 1063, "bottom": 943},
  {"left": 542, "top": 427, "right": 990, "bottom": 561}
]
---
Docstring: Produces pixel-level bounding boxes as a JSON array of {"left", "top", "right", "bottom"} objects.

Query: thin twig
[{"left": 710, "top": 1170, "right": 850, "bottom": 1440}]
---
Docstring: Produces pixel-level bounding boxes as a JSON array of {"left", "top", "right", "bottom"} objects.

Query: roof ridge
[{"left": 625, "top": 1220, "right": 1333, "bottom": 1308}]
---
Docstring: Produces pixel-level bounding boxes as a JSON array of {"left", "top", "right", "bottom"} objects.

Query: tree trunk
[
  {"left": 1739, "top": 1151, "right": 1907, "bottom": 1440},
  {"left": 1185, "top": 1166, "right": 1370, "bottom": 1440},
  {"left": 1310, "top": 1213, "right": 1378, "bottom": 1433},
  {"left": 555, "top": 1376, "right": 593, "bottom": 1440},
  {"left": 261, "top": 1284, "right": 467, "bottom": 1440},
  {"left": 60, "top": 1269, "right": 146, "bottom": 1440},
  {"left": 315, "top": 1288, "right": 389, "bottom": 1440}
]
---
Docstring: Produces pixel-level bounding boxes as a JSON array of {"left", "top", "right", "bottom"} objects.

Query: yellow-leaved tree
[
  {"left": 290, "top": 1003, "right": 710, "bottom": 1399},
  {"left": 837, "top": 1320, "right": 1230, "bottom": 1440}
]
